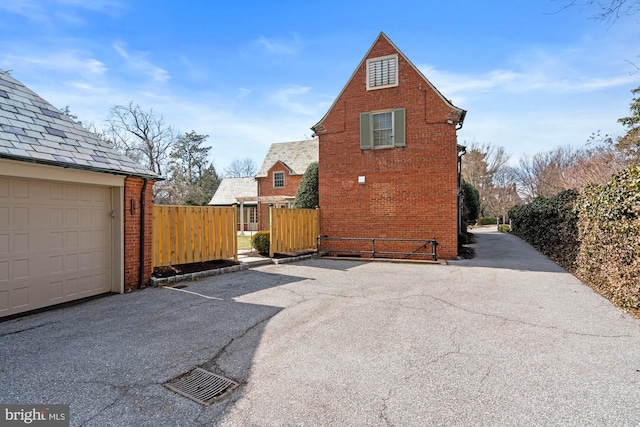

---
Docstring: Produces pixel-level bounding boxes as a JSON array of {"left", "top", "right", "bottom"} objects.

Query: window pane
[
  {"left": 372, "top": 112, "right": 393, "bottom": 147},
  {"left": 274, "top": 172, "right": 284, "bottom": 188}
]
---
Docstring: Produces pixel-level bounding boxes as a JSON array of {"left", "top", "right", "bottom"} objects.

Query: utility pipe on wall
[{"left": 139, "top": 178, "right": 148, "bottom": 288}]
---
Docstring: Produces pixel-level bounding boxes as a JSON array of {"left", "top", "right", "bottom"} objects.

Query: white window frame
[
  {"left": 366, "top": 54, "right": 399, "bottom": 91},
  {"left": 273, "top": 171, "right": 285, "bottom": 188},
  {"left": 372, "top": 110, "right": 394, "bottom": 148}
]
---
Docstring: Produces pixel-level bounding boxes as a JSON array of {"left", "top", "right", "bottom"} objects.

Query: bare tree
[
  {"left": 514, "top": 147, "right": 579, "bottom": 201},
  {"left": 515, "top": 144, "right": 626, "bottom": 201},
  {"left": 224, "top": 158, "right": 258, "bottom": 178},
  {"left": 105, "top": 101, "right": 177, "bottom": 175},
  {"left": 461, "top": 141, "right": 511, "bottom": 216},
  {"left": 486, "top": 166, "right": 522, "bottom": 222},
  {"left": 554, "top": 0, "right": 640, "bottom": 22}
]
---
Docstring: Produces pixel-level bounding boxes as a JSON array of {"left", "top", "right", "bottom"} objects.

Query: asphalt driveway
[{"left": 1, "top": 228, "right": 639, "bottom": 426}]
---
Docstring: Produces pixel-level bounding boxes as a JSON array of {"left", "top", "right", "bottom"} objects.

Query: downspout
[
  {"left": 139, "top": 178, "right": 148, "bottom": 288},
  {"left": 457, "top": 146, "right": 467, "bottom": 237}
]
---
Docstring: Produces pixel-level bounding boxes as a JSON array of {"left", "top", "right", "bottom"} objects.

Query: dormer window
[{"left": 366, "top": 54, "right": 398, "bottom": 90}]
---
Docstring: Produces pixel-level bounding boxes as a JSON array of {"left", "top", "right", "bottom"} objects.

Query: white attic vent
[{"left": 366, "top": 54, "right": 398, "bottom": 90}]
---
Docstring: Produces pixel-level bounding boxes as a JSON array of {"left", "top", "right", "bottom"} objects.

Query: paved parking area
[{"left": 1, "top": 229, "right": 639, "bottom": 426}]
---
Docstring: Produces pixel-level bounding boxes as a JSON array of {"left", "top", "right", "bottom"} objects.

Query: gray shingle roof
[
  {"left": 0, "top": 70, "right": 157, "bottom": 178},
  {"left": 208, "top": 177, "right": 257, "bottom": 205},
  {"left": 256, "top": 138, "right": 318, "bottom": 177}
]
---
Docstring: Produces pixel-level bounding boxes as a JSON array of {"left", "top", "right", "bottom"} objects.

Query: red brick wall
[
  {"left": 256, "top": 161, "right": 303, "bottom": 230},
  {"left": 123, "top": 177, "right": 154, "bottom": 291},
  {"left": 315, "top": 36, "right": 461, "bottom": 259}
]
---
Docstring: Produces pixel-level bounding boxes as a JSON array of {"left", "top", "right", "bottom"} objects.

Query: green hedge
[
  {"left": 575, "top": 166, "right": 640, "bottom": 310},
  {"left": 251, "top": 231, "right": 270, "bottom": 255},
  {"left": 509, "top": 190, "right": 579, "bottom": 270},
  {"left": 479, "top": 217, "right": 497, "bottom": 225},
  {"left": 509, "top": 166, "right": 640, "bottom": 312}
]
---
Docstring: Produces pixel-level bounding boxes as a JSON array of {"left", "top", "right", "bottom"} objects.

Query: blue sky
[{"left": 1, "top": 0, "right": 639, "bottom": 173}]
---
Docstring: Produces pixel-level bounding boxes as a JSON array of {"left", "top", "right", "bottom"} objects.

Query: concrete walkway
[{"left": 1, "top": 229, "right": 639, "bottom": 426}]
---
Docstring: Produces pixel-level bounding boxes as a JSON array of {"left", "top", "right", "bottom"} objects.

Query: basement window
[{"left": 366, "top": 54, "right": 398, "bottom": 90}]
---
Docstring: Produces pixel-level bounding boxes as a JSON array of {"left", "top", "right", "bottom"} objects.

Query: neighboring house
[
  {"left": 208, "top": 177, "right": 258, "bottom": 232},
  {"left": 311, "top": 33, "right": 467, "bottom": 259},
  {"left": 0, "top": 70, "right": 158, "bottom": 318},
  {"left": 254, "top": 138, "right": 318, "bottom": 230}
]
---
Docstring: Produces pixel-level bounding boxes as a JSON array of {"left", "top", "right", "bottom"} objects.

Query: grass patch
[{"left": 238, "top": 235, "right": 252, "bottom": 250}]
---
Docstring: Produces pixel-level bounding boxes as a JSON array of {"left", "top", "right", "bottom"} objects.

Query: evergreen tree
[
  {"left": 293, "top": 162, "right": 319, "bottom": 208},
  {"left": 461, "top": 180, "right": 480, "bottom": 226}
]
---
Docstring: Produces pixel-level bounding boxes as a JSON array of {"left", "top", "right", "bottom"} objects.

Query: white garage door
[{"left": 0, "top": 177, "right": 112, "bottom": 317}]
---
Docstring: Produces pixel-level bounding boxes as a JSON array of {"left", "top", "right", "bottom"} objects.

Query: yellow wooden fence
[
  {"left": 269, "top": 207, "right": 319, "bottom": 257},
  {"left": 153, "top": 205, "right": 237, "bottom": 267}
]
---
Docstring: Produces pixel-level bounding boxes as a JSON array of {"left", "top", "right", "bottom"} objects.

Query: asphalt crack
[
  {"left": 0, "top": 321, "right": 58, "bottom": 337},
  {"left": 379, "top": 390, "right": 394, "bottom": 427}
]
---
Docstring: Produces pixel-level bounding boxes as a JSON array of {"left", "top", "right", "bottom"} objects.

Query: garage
[
  {"left": 0, "top": 177, "right": 114, "bottom": 316},
  {"left": 0, "top": 70, "right": 157, "bottom": 318}
]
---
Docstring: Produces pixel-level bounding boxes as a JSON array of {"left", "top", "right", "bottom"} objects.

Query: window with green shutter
[{"left": 360, "top": 109, "right": 406, "bottom": 150}]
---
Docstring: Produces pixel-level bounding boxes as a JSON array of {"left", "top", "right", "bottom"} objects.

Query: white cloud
[
  {"left": 113, "top": 43, "right": 170, "bottom": 83},
  {"left": 420, "top": 63, "right": 637, "bottom": 100},
  {"left": 269, "top": 85, "right": 315, "bottom": 115},
  {"left": 255, "top": 35, "right": 300, "bottom": 55},
  {"left": 0, "top": 0, "right": 124, "bottom": 24},
  {"left": 1, "top": 50, "right": 107, "bottom": 75},
  {"left": 58, "top": 0, "right": 124, "bottom": 13}
]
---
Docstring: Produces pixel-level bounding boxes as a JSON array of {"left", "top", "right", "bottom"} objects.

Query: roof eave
[{"left": 0, "top": 154, "right": 162, "bottom": 180}]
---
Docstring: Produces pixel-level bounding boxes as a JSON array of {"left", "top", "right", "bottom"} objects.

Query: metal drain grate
[{"left": 164, "top": 367, "right": 238, "bottom": 406}]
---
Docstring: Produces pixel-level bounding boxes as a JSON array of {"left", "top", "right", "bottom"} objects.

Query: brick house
[
  {"left": 0, "top": 70, "right": 158, "bottom": 318},
  {"left": 254, "top": 138, "right": 318, "bottom": 230},
  {"left": 311, "top": 33, "right": 466, "bottom": 259}
]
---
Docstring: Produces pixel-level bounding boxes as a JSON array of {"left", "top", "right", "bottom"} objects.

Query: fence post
[
  {"left": 232, "top": 204, "right": 238, "bottom": 261},
  {"left": 269, "top": 206, "right": 275, "bottom": 258}
]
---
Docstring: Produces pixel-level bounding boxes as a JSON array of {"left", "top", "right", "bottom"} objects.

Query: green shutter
[
  {"left": 360, "top": 112, "right": 372, "bottom": 149},
  {"left": 393, "top": 109, "right": 406, "bottom": 147}
]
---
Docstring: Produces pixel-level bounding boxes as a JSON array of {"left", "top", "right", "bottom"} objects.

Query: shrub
[
  {"left": 479, "top": 217, "right": 497, "bottom": 225},
  {"left": 251, "top": 231, "right": 270, "bottom": 254},
  {"left": 575, "top": 166, "right": 640, "bottom": 310},
  {"left": 294, "top": 162, "right": 319, "bottom": 208},
  {"left": 498, "top": 224, "right": 510, "bottom": 233},
  {"left": 508, "top": 190, "right": 579, "bottom": 270},
  {"left": 461, "top": 180, "right": 480, "bottom": 225},
  {"left": 508, "top": 167, "right": 640, "bottom": 315}
]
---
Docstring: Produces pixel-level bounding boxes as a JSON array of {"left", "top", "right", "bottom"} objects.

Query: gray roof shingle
[
  {"left": 0, "top": 70, "right": 157, "bottom": 178},
  {"left": 256, "top": 138, "right": 318, "bottom": 177},
  {"left": 208, "top": 177, "right": 257, "bottom": 205}
]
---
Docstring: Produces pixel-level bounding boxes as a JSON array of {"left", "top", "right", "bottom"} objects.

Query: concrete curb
[
  {"left": 150, "top": 264, "right": 248, "bottom": 287},
  {"left": 150, "top": 254, "right": 315, "bottom": 286}
]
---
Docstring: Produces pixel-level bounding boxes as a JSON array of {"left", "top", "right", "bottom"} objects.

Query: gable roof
[
  {"left": 256, "top": 138, "right": 319, "bottom": 178},
  {"left": 312, "top": 32, "right": 466, "bottom": 133},
  {"left": 208, "top": 177, "right": 257, "bottom": 205},
  {"left": 0, "top": 70, "right": 157, "bottom": 178}
]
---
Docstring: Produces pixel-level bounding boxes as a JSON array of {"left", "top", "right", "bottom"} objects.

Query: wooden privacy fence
[
  {"left": 153, "top": 205, "right": 237, "bottom": 267},
  {"left": 269, "top": 207, "right": 319, "bottom": 257}
]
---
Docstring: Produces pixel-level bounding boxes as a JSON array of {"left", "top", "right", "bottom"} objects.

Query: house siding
[
  {"left": 315, "top": 35, "right": 461, "bottom": 259},
  {"left": 123, "top": 176, "right": 155, "bottom": 291}
]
